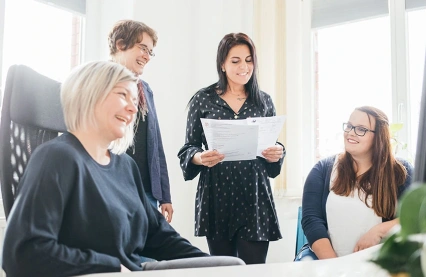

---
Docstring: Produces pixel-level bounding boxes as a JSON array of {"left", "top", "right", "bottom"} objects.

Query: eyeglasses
[
  {"left": 138, "top": 44, "right": 155, "bottom": 57},
  {"left": 343, "top": 123, "right": 375, "bottom": 137}
]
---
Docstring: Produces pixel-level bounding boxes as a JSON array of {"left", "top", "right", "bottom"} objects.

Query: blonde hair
[{"left": 61, "top": 61, "right": 138, "bottom": 154}]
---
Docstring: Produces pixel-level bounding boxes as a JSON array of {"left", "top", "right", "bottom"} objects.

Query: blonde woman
[{"left": 2, "top": 61, "right": 243, "bottom": 276}]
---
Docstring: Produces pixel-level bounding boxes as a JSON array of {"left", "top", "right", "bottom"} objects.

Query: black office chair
[
  {"left": 295, "top": 206, "right": 308, "bottom": 256},
  {"left": 0, "top": 65, "right": 67, "bottom": 219}
]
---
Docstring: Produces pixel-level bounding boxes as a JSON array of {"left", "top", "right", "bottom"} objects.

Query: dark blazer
[{"left": 142, "top": 80, "right": 171, "bottom": 204}]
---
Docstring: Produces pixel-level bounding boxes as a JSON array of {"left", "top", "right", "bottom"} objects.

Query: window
[
  {"left": 0, "top": 0, "right": 84, "bottom": 89},
  {"left": 0, "top": 0, "right": 84, "bottom": 212},
  {"left": 314, "top": 16, "right": 392, "bottom": 159},
  {"left": 312, "top": 0, "right": 425, "bottom": 163}
]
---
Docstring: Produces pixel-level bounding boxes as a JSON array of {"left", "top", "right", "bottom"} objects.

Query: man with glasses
[{"left": 108, "top": 20, "right": 173, "bottom": 222}]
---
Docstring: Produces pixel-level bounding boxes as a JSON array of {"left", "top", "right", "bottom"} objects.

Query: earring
[{"left": 222, "top": 68, "right": 225, "bottom": 72}]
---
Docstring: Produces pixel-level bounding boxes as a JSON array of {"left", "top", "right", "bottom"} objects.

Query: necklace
[{"left": 227, "top": 91, "right": 247, "bottom": 102}]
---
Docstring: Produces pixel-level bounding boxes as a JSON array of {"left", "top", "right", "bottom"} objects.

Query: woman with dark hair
[
  {"left": 296, "top": 106, "right": 413, "bottom": 261},
  {"left": 178, "top": 33, "right": 286, "bottom": 264}
]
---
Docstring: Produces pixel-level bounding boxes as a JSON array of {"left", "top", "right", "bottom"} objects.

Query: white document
[
  {"left": 201, "top": 119, "right": 258, "bottom": 161},
  {"left": 200, "top": 115, "right": 286, "bottom": 161},
  {"left": 246, "top": 115, "right": 286, "bottom": 157}
]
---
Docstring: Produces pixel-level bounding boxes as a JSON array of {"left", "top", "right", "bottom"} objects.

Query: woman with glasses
[
  {"left": 295, "top": 106, "right": 413, "bottom": 261},
  {"left": 178, "top": 33, "right": 285, "bottom": 264},
  {"left": 108, "top": 20, "right": 174, "bottom": 222}
]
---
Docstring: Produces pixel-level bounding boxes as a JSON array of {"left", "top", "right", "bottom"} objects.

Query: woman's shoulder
[
  {"left": 396, "top": 157, "right": 412, "bottom": 165},
  {"left": 259, "top": 90, "right": 271, "bottom": 98},
  {"left": 316, "top": 155, "right": 338, "bottom": 169},
  {"left": 25, "top": 133, "right": 88, "bottom": 177},
  {"left": 396, "top": 157, "right": 414, "bottom": 172},
  {"left": 198, "top": 84, "right": 217, "bottom": 95},
  {"left": 256, "top": 90, "right": 271, "bottom": 103},
  {"left": 189, "top": 84, "right": 217, "bottom": 103},
  {"left": 33, "top": 133, "right": 81, "bottom": 158}
]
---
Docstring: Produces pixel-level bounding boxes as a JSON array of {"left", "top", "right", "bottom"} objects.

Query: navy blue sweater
[
  {"left": 301, "top": 155, "right": 413, "bottom": 247},
  {"left": 2, "top": 133, "right": 207, "bottom": 277}
]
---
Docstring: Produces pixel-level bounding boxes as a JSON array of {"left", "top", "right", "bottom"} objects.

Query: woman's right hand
[
  {"left": 192, "top": 150, "right": 225, "bottom": 167},
  {"left": 121, "top": 264, "right": 131, "bottom": 272},
  {"left": 311, "top": 238, "right": 338, "bottom": 259}
]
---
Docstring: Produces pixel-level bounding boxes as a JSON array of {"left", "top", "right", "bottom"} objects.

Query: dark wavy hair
[
  {"left": 213, "top": 32, "right": 265, "bottom": 110},
  {"left": 332, "top": 106, "right": 407, "bottom": 219}
]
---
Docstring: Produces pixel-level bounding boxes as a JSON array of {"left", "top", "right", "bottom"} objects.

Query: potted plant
[{"left": 371, "top": 183, "right": 426, "bottom": 277}]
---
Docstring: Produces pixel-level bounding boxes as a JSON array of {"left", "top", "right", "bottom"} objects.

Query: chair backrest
[
  {"left": 295, "top": 206, "right": 308, "bottom": 255},
  {"left": 0, "top": 65, "right": 67, "bottom": 219}
]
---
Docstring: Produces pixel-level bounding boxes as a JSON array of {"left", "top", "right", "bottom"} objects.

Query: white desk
[{"left": 80, "top": 245, "right": 390, "bottom": 277}]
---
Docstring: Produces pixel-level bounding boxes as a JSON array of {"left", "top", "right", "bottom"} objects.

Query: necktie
[{"left": 137, "top": 80, "right": 148, "bottom": 121}]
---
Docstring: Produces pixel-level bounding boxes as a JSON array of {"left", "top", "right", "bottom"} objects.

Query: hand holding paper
[
  {"left": 262, "top": 144, "right": 285, "bottom": 163},
  {"left": 193, "top": 149, "right": 225, "bottom": 167},
  {"left": 200, "top": 116, "right": 286, "bottom": 162}
]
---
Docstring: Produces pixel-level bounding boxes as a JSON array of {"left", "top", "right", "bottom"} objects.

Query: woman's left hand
[
  {"left": 262, "top": 145, "right": 284, "bottom": 163},
  {"left": 353, "top": 226, "right": 382, "bottom": 252},
  {"left": 353, "top": 219, "right": 398, "bottom": 252}
]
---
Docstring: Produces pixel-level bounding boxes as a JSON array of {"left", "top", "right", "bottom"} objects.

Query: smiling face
[
  {"left": 222, "top": 44, "right": 253, "bottom": 89},
  {"left": 94, "top": 81, "right": 138, "bottom": 143},
  {"left": 116, "top": 32, "right": 154, "bottom": 76},
  {"left": 344, "top": 110, "right": 376, "bottom": 159}
]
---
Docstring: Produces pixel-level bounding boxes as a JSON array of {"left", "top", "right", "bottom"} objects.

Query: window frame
[
  {"left": 298, "top": 0, "right": 424, "bottom": 195},
  {"left": 0, "top": 0, "right": 5, "bottom": 99}
]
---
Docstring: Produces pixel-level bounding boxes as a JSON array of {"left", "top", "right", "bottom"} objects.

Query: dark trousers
[{"left": 206, "top": 236, "right": 269, "bottom": 265}]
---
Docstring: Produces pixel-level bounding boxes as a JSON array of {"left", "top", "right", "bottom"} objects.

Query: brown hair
[
  {"left": 108, "top": 20, "right": 158, "bottom": 56},
  {"left": 332, "top": 106, "right": 407, "bottom": 219}
]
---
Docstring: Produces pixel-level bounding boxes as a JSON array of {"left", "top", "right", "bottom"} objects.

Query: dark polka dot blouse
[{"left": 177, "top": 85, "right": 285, "bottom": 242}]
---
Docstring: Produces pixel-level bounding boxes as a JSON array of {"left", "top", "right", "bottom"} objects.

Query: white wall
[{"left": 84, "top": 0, "right": 303, "bottom": 263}]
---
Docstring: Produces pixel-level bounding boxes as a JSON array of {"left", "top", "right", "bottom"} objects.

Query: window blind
[
  {"left": 312, "top": 0, "right": 426, "bottom": 29},
  {"left": 35, "top": 0, "right": 85, "bottom": 15}
]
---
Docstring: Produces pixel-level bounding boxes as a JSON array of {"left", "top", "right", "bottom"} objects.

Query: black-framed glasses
[
  {"left": 343, "top": 123, "right": 375, "bottom": 137},
  {"left": 138, "top": 44, "right": 155, "bottom": 57}
]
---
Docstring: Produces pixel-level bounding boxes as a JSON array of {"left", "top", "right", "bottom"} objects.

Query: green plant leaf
[
  {"left": 390, "top": 123, "right": 403, "bottom": 137},
  {"left": 371, "top": 233, "right": 422, "bottom": 274},
  {"left": 407, "top": 248, "right": 423, "bottom": 277},
  {"left": 418, "top": 197, "right": 426, "bottom": 233},
  {"left": 398, "top": 183, "right": 426, "bottom": 238}
]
